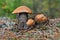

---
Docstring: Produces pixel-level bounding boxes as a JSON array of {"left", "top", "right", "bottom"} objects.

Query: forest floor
[{"left": 0, "top": 17, "right": 60, "bottom": 40}]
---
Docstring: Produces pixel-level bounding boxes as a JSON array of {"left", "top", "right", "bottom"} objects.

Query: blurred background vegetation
[{"left": 0, "top": 0, "right": 60, "bottom": 19}]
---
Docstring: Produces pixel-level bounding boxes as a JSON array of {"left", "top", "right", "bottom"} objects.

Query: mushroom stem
[{"left": 17, "top": 13, "right": 28, "bottom": 30}]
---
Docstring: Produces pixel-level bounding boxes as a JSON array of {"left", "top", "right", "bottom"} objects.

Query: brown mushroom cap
[
  {"left": 12, "top": 6, "right": 32, "bottom": 14},
  {"left": 35, "top": 14, "right": 47, "bottom": 23},
  {"left": 26, "top": 19, "right": 35, "bottom": 26}
]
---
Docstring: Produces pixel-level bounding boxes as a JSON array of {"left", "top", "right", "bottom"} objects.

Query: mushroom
[
  {"left": 12, "top": 6, "right": 32, "bottom": 30},
  {"left": 26, "top": 19, "right": 35, "bottom": 26},
  {"left": 35, "top": 14, "right": 48, "bottom": 23},
  {"left": 26, "top": 19, "right": 35, "bottom": 30},
  {"left": 35, "top": 14, "right": 48, "bottom": 28}
]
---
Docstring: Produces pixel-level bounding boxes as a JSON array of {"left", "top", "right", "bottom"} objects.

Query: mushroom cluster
[
  {"left": 12, "top": 6, "right": 32, "bottom": 30},
  {"left": 12, "top": 6, "right": 48, "bottom": 30}
]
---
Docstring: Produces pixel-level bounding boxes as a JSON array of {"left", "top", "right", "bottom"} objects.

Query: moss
[{"left": 57, "top": 23, "right": 60, "bottom": 27}]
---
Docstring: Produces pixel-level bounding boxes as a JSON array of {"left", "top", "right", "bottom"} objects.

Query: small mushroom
[
  {"left": 12, "top": 6, "right": 32, "bottom": 30},
  {"left": 26, "top": 19, "right": 35, "bottom": 26},
  {"left": 26, "top": 19, "right": 35, "bottom": 30},
  {"left": 35, "top": 14, "right": 48, "bottom": 23},
  {"left": 35, "top": 14, "right": 48, "bottom": 29}
]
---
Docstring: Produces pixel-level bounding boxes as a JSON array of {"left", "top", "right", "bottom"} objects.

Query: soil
[{"left": 0, "top": 17, "right": 60, "bottom": 40}]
